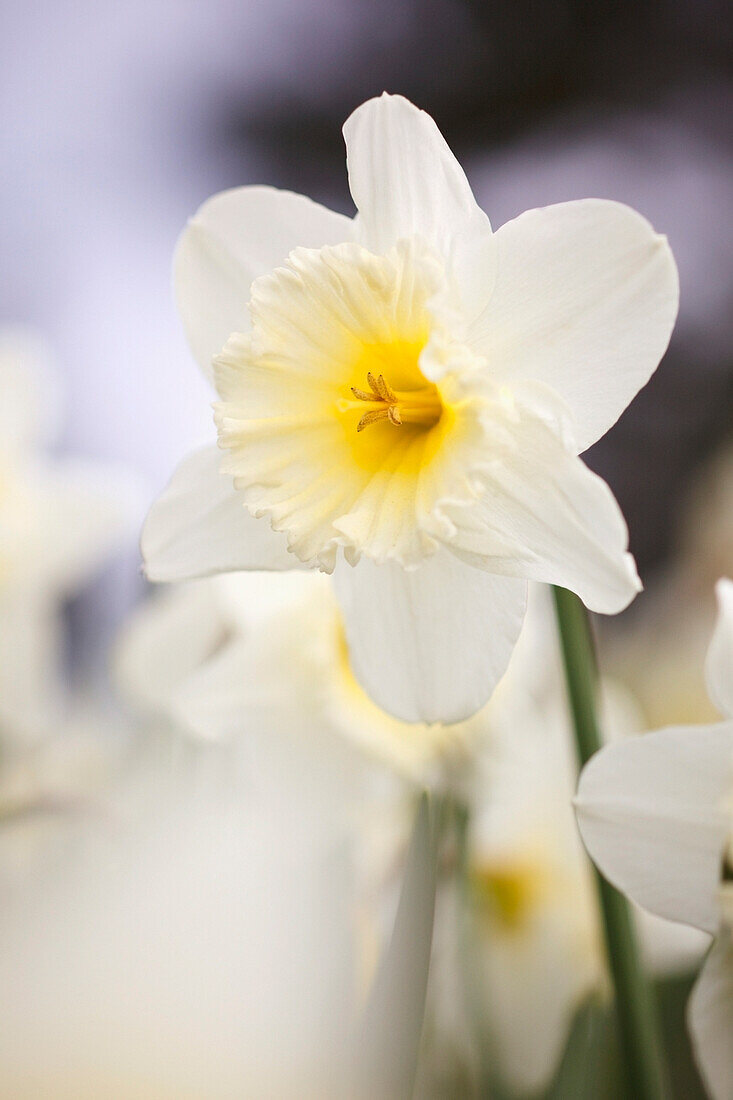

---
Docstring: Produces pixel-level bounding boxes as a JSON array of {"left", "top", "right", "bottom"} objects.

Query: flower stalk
[{"left": 552, "top": 586, "right": 670, "bottom": 1100}]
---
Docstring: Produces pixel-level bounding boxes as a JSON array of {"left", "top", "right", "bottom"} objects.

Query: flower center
[
  {"left": 213, "top": 239, "right": 476, "bottom": 569},
  {"left": 343, "top": 371, "right": 443, "bottom": 433},
  {"left": 471, "top": 860, "right": 545, "bottom": 932}
]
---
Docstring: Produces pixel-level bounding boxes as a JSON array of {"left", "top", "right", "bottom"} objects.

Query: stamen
[
  {"left": 350, "top": 386, "right": 378, "bottom": 402},
  {"left": 346, "top": 371, "right": 441, "bottom": 433},
  {"left": 356, "top": 407, "right": 391, "bottom": 432},
  {"left": 374, "top": 373, "right": 396, "bottom": 402}
]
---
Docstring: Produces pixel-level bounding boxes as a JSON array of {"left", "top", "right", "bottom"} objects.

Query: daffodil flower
[
  {"left": 142, "top": 94, "right": 679, "bottom": 723},
  {"left": 576, "top": 578, "right": 733, "bottom": 1100}
]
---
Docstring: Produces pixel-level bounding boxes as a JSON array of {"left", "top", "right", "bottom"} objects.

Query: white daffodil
[
  {"left": 142, "top": 93, "right": 679, "bottom": 724},
  {"left": 576, "top": 578, "right": 733, "bottom": 1100},
  {"left": 0, "top": 329, "right": 139, "bottom": 744}
]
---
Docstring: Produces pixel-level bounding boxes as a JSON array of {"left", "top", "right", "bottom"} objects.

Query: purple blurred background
[{"left": 2, "top": 0, "right": 731, "bottom": 610}]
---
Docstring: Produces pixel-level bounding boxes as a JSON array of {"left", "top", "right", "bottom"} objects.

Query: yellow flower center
[
  {"left": 214, "top": 239, "right": 485, "bottom": 569},
  {"left": 343, "top": 370, "right": 443, "bottom": 433},
  {"left": 471, "top": 860, "right": 545, "bottom": 932}
]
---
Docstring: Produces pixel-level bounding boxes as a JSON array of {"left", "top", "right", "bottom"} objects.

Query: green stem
[{"left": 552, "top": 586, "right": 670, "bottom": 1100}]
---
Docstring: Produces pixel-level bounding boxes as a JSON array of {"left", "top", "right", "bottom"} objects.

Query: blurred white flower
[
  {"left": 114, "top": 569, "right": 712, "bottom": 1091},
  {"left": 576, "top": 578, "right": 733, "bottom": 1100},
  {"left": 142, "top": 93, "right": 678, "bottom": 724},
  {"left": 115, "top": 570, "right": 471, "bottom": 787},
  {"left": 468, "top": 687, "right": 605, "bottom": 1095},
  {"left": 0, "top": 723, "right": 437, "bottom": 1099},
  {"left": 113, "top": 578, "right": 239, "bottom": 727},
  {"left": 124, "top": 575, "right": 691, "bottom": 1091},
  {"left": 465, "top": 663, "right": 706, "bottom": 1092},
  {"left": 0, "top": 329, "right": 139, "bottom": 744}
]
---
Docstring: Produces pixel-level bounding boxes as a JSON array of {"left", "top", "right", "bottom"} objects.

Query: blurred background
[{"left": 1, "top": 2, "right": 732, "bottom": 1096}]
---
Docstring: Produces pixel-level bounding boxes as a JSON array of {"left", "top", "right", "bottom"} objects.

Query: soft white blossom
[
  {"left": 119, "top": 570, "right": 707, "bottom": 1090},
  {"left": 111, "top": 579, "right": 600, "bottom": 1090},
  {"left": 467, "top": 685, "right": 605, "bottom": 1094},
  {"left": 142, "top": 93, "right": 678, "bottom": 723},
  {"left": 115, "top": 570, "right": 470, "bottom": 785},
  {"left": 0, "top": 329, "right": 139, "bottom": 744},
  {"left": 0, "top": 708, "right": 437, "bottom": 1098},
  {"left": 576, "top": 578, "right": 733, "bottom": 1100}
]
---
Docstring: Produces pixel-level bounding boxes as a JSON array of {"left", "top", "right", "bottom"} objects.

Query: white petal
[
  {"left": 168, "top": 629, "right": 311, "bottom": 745},
  {"left": 334, "top": 551, "right": 527, "bottom": 724},
  {"left": 141, "top": 445, "right": 301, "bottom": 582},
  {"left": 212, "top": 571, "right": 328, "bottom": 635},
  {"left": 112, "top": 582, "right": 231, "bottom": 719},
  {"left": 166, "top": 577, "right": 331, "bottom": 737},
  {"left": 445, "top": 408, "right": 641, "bottom": 615},
  {"left": 636, "top": 907, "right": 709, "bottom": 977},
  {"left": 355, "top": 794, "right": 437, "bottom": 1098},
  {"left": 169, "top": 635, "right": 262, "bottom": 740},
  {"left": 467, "top": 199, "right": 679, "bottom": 453},
  {"left": 169, "top": 622, "right": 369, "bottom": 819},
  {"left": 343, "top": 94, "right": 494, "bottom": 305},
  {"left": 688, "top": 930, "right": 733, "bottom": 1100},
  {"left": 174, "top": 186, "right": 352, "bottom": 379},
  {"left": 706, "top": 578, "right": 733, "bottom": 719},
  {"left": 477, "top": 907, "right": 599, "bottom": 1095},
  {"left": 576, "top": 724, "right": 733, "bottom": 934}
]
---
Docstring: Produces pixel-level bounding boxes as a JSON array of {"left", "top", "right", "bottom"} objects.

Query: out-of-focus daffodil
[
  {"left": 0, "top": 735, "right": 437, "bottom": 1099},
  {"left": 110, "top": 580, "right": 599, "bottom": 1091},
  {"left": 142, "top": 93, "right": 678, "bottom": 724},
  {"left": 577, "top": 578, "right": 733, "bottom": 1100},
  {"left": 0, "top": 329, "right": 138, "bottom": 745},
  {"left": 115, "top": 570, "right": 474, "bottom": 786},
  {"left": 116, "top": 574, "right": 706, "bottom": 1092},
  {"left": 467, "top": 692, "right": 604, "bottom": 1095}
]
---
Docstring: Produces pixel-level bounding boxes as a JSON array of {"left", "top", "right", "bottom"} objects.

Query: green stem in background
[{"left": 552, "top": 586, "right": 670, "bottom": 1100}]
